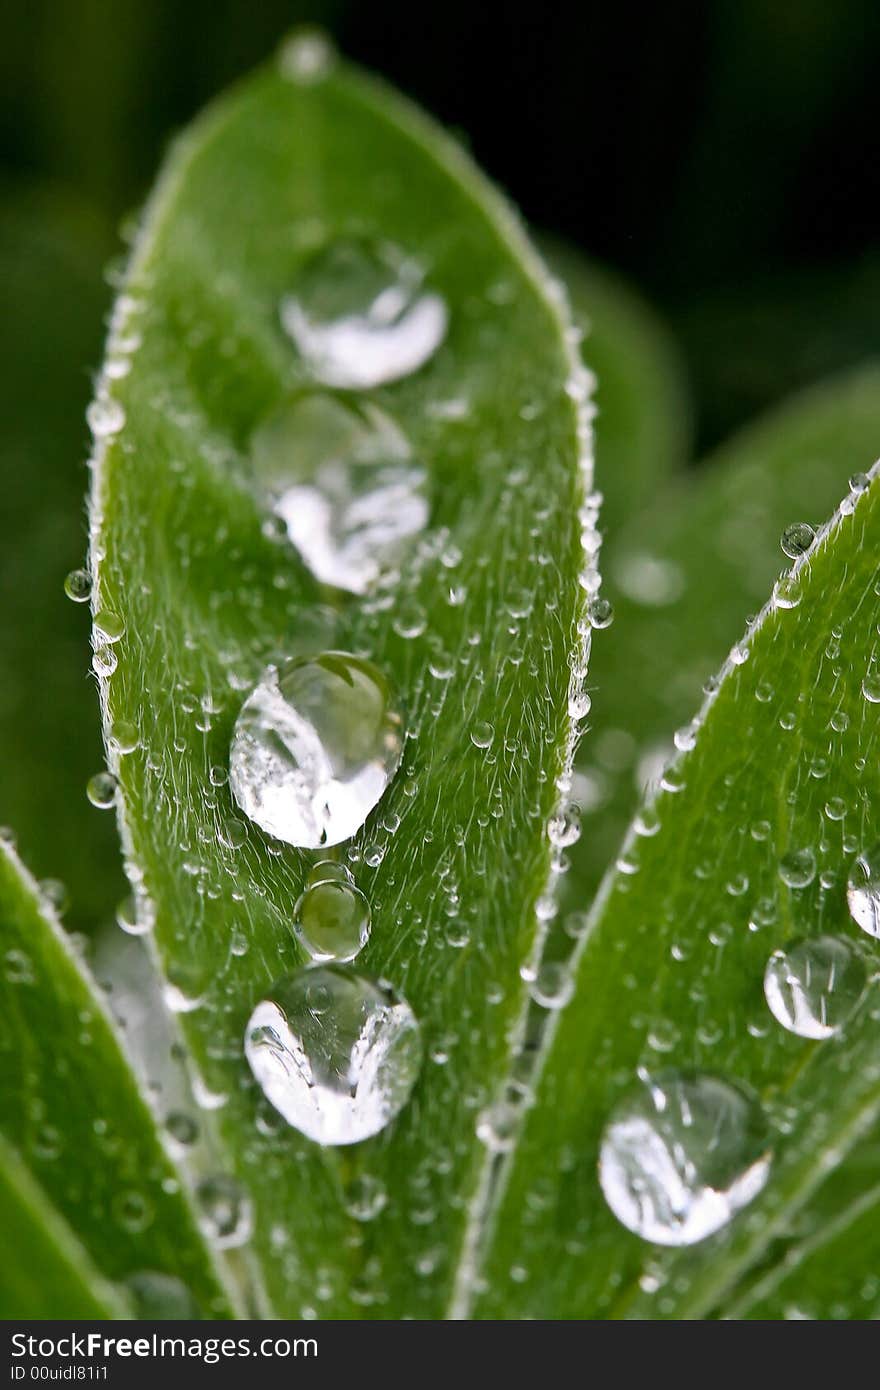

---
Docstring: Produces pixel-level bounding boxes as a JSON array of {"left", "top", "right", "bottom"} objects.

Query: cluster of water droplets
[{"left": 592, "top": 488, "right": 880, "bottom": 1252}]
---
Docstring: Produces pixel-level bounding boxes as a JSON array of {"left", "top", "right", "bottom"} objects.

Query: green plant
[{"left": 3, "top": 34, "right": 880, "bottom": 1320}]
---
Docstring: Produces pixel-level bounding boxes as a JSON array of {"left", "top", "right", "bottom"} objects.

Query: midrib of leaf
[
  {"left": 88, "top": 43, "right": 594, "bottom": 1319},
  {"left": 471, "top": 457, "right": 880, "bottom": 1318}
]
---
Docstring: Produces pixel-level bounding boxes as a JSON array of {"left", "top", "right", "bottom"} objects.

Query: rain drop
[
  {"left": 251, "top": 391, "right": 428, "bottom": 594},
  {"left": 244, "top": 965, "right": 422, "bottom": 1145},
  {"left": 293, "top": 877, "right": 371, "bottom": 963},
  {"left": 780, "top": 522, "right": 815, "bottom": 559},
  {"left": 280, "top": 240, "right": 447, "bottom": 389},
  {"left": 847, "top": 847, "right": 880, "bottom": 938},
  {"left": 229, "top": 652, "right": 403, "bottom": 849},
  {"left": 764, "top": 935, "right": 866, "bottom": 1040},
  {"left": 598, "top": 1071, "right": 771, "bottom": 1246}
]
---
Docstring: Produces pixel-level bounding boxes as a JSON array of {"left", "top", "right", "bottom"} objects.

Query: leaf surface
[
  {"left": 89, "top": 40, "right": 592, "bottom": 1317},
  {"left": 0, "top": 840, "right": 235, "bottom": 1316},
  {"left": 472, "top": 423, "right": 880, "bottom": 1318}
]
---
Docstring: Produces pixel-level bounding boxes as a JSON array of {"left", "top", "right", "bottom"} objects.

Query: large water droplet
[
  {"left": 280, "top": 240, "right": 447, "bottom": 388},
  {"left": 229, "top": 652, "right": 403, "bottom": 848},
  {"left": 598, "top": 1072, "right": 771, "bottom": 1246},
  {"left": 763, "top": 935, "right": 865, "bottom": 1039},
  {"left": 252, "top": 391, "right": 427, "bottom": 594},
  {"left": 244, "top": 965, "right": 422, "bottom": 1145},
  {"left": 293, "top": 876, "right": 371, "bottom": 963},
  {"left": 847, "top": 846, "right": 880, "bottom": 938}
]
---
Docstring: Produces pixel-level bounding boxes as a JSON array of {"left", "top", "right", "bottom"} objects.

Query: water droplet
[
  {"left": 165, "top": 1110, "right": 199, "bottom": 1147},
  {"left": 862, "top": 671, "right": 880, "bottom": 704},
  {"left": 86, "top": 771, "right": 117, "bottom": 809},
  {"left": 280, "top": 240, "right": 447, "bottom": 389},
  {"left": 780, "top": 522, "right": 815, "bottom": 559},
  {"left": 586, "top": 597, "right": 614, "bottom": 629},
  {"left": 125, "top": 1271, "right": 201, "bottom": 1319},
  {"left": 278, "top": 28, "right": 335, "bottom": 84},
  {"left": 470, "top": 720, "right": 494, "bottom": 749},
  {"left": 599, "top": 1072, "right": 771, "bottom": 1246},
  {"left": 779, "top": 847, "right": 816, "bottom": 890},
  {"left": 92, "top": 646, "right": 117, "bottom": 677},
  {"left": 244, "top": 965, "right": 422, "bottom": 1145},
  {"left": 64, "top": 569, "right": 91, "bottom": 603},
  {"left": 568, "top": 690, "right": 592, "bottom": 720},
  {"left": 196, "top": 1176, "right": 252, "bottom": 1249},
  {"left": 113, "top": 1190, "right": 153, "bottom": 1234},
  {"left": 848, "top": 847, "right": 880, "bottom": 938},
  {"left": 252, "top": 391, "right": 427, "bottom": 594},
  {"left": 293, "top": 878, "right": 371, "bottom": 963},
  {"left": 109, "top": 720, "right": 139, "bottom": 755},
  {"left": 476, "top": 1100, "right": 520, "bottom": 1153},
  {"left": 87, "top": 396, "right": 125, "bottom": 439},
  {"left": 94, "top": 609, "right": 125, "bottom": 643},
  {"left": 530, "top": 961, "right": 574, "bottom": 1009},
  {"left": 307, "top": 859, "right": 352, "bottom": 887},
  {"left": 773, "top": 574, "right": 802, "bottom": 610},
  {"left": 39, "top": 879, "right": 68, "bottom": 915},
  {"left": 115, "top": 894, "right": 150, "bottom": 936},
  {"left": 764, "top": 935, "right": 865, "bottom": 1039},
  {"left": 229, "top": 652, "right": 403, "bottom": 849},
  {"left": 345, "top": 1173, "right": 387, "bottom": 1222}
]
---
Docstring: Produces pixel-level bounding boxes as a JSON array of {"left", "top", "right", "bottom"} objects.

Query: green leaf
[
  {"left": 88, "top": 39, "right": 591, "bottom": 1317},
  {"left": 0, "top": 838, "right": 237, "bottom": 1316},
  {"left": 0, "top": 187, "right": 125, "bottom": 932},
  {"left": 570, "top": 363, "right": 880, "bottom": 906},
  {"left": 471, "top": 428, "right": 880, "bottom": 1318},
  {"left": 0, "top": 1132, "right": 128, "bottom": 1318}
]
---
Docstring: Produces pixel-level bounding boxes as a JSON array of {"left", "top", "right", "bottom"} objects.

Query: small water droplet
[
  {"left": 92, "top": 645, "right": 117, "bottom": 677},
  {"left": 293, "top": 877, "right": 371, "bottom": 963},
  {"left": 764, "top": 935, "right": 865, "bottom": 1039},
  {"left": 64, "top": 569, "right": 91, "bottom": 603},
  {"left": 470, "top": 720, "right": 494, "bottom": 749},
  {"left": 252, "top": 391, "right": 427, "bottom": 594},
  {"left": 476, "top": 1100, "right": 520, "bottom": 1153},
  {"left": 779, "top": 847, "right": 816, "bottom": 890},
  {"left": 345, "top": 1173, "right": 387, "bottom": 1222},
  {"left": 280, "top": 240, "right": 447, "bottom": 389},
  {"left": 586, "top": 596, "right": 614, "bottom": 630},
  {"left": 196, "top": 1176, "right": 252, "bottom": 1249},
  {"left": 94, "top": 609, "right": 125, "bottom": 643},
  {"left": 780, "top": 522, "right": 815, "bottom": 559},
  {"left": 848, "top": 847, "right": 880, "bottom": 938},
  {"left": 598, "top": 1072, "right": 771, "bottom": 1246},
  {"left": 229, "top": 652, "right": 403, "bottom": 849},
  {"left": 86, "top": 771, "right": 117, "bottom": 809},
  {"left": 165, "top": 1110, "right": 199, "bottom": 1147},
  {"left": 278, "top": 28, "right": 335, "bottom": 83},
  {"left": 530, "top": 961, "right": 574, "bottom": 1009},
  {"left": 109, "top": 720, "right": 139, "bottom": 755},
  {"left": 773, "top": 574, "right": 802, "bottom": 610},
  {"left": 862, "top": 670, "right": 880, "bottom": 704},
  {"left": 87, "top": 396, "right": 125, "bottom": 439}
]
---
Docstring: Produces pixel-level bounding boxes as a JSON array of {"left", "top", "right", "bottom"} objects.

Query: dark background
[
  {"left": 1, "top": 0, "right": 879, "bottom": 928},
  {"left": 3, "top": 0, "right": 880, "bottom": 447}
]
